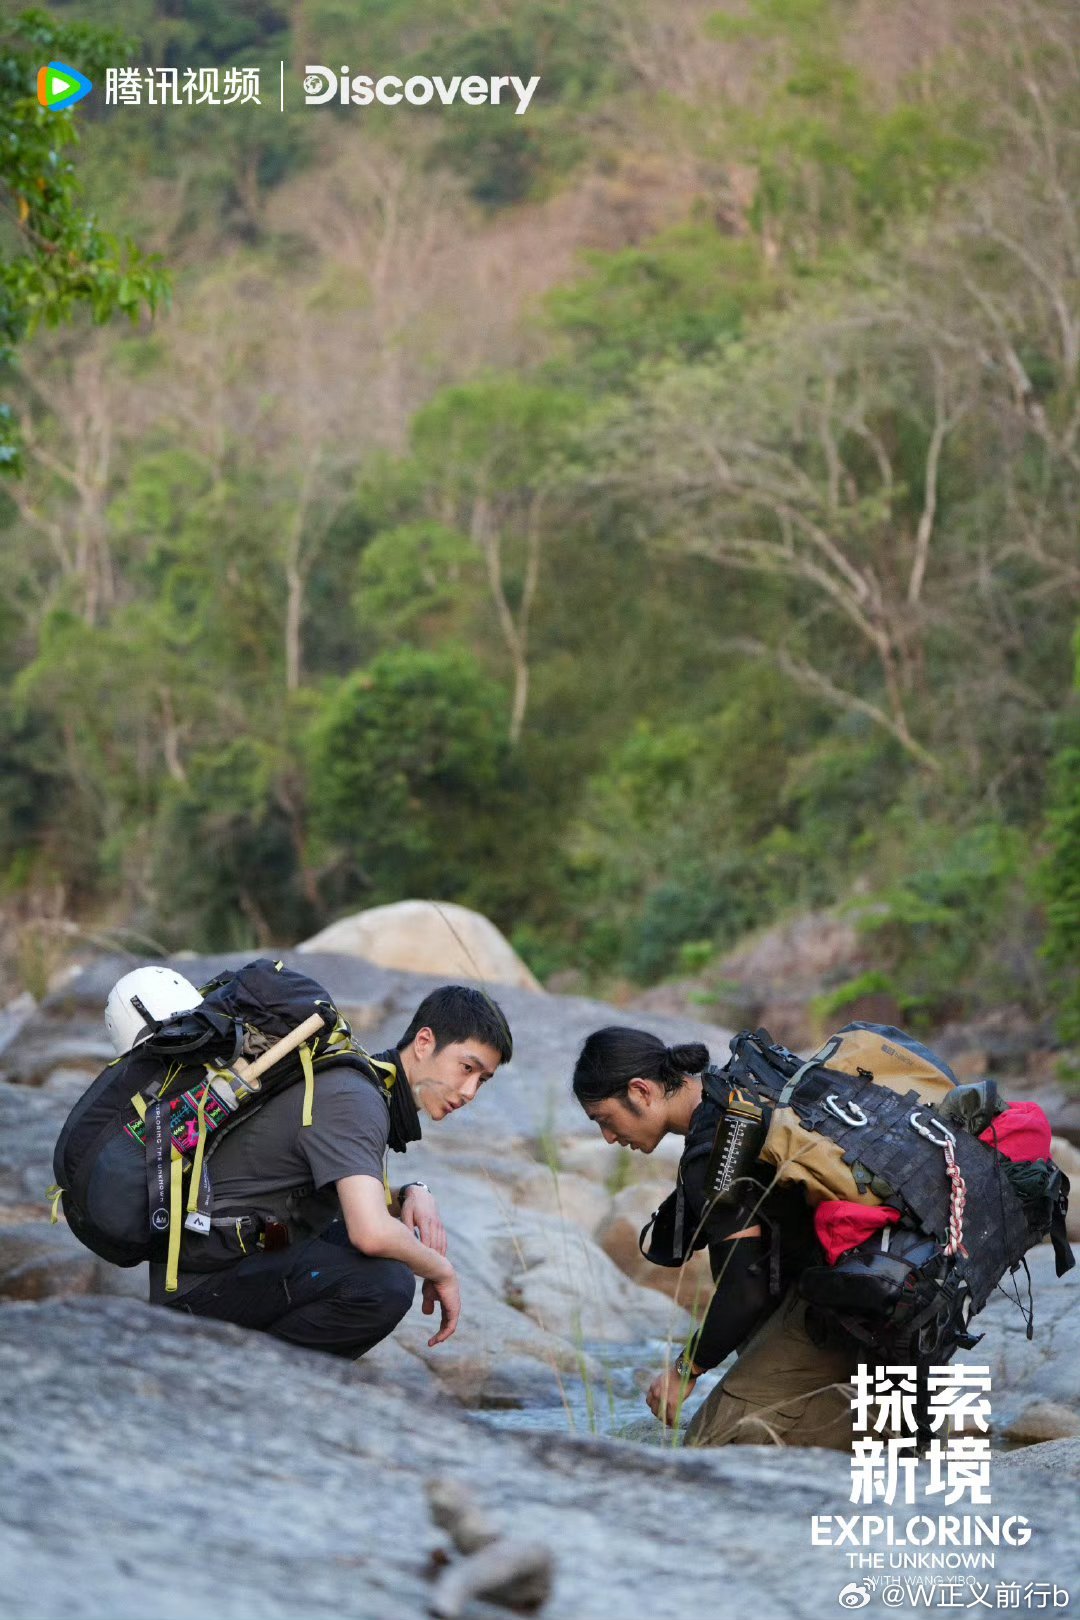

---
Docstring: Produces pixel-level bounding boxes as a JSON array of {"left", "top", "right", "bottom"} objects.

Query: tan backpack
[{"left": 759, "top": 1024, "right": 958, "bottom": 1207}]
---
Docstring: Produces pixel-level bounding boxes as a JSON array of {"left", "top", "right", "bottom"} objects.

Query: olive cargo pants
[{"left": 685, "top": 1288, "right": 857, "bottom": 1449}]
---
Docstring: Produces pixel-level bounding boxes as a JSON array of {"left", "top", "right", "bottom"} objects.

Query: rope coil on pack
[{"left": 909, "top": 1110, "right": 968, "bottom": 1258}]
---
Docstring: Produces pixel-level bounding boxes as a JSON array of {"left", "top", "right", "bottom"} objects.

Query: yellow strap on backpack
[
  {"left": 46, "top": 1183, "right": 63, "bottom": 1223},
  {"left": 165, "top": 1144, "right": 184, "bottom": 1293},
  {"left": 369, "top": 1060, "right": 397, "bottom": 1204}
]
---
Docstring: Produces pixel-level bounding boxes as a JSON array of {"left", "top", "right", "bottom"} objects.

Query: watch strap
[{"left": 398, "top": 1180, "right": 430, "bottom": 1199}]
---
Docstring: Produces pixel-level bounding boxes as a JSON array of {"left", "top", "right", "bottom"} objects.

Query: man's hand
[
  {"left": 646, "top": 1365, "right": 698, "bottom": 1426},
  {"left": 400, "top": 1184, "right": 447, "bottom": 1256},
  {"left": 422, "top": 1264, "right": 461, "bottom": 1347}
]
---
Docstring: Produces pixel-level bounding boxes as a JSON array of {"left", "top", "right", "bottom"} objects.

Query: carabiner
[
  {"left": 908, "top": 1110, "right": 956, "bottom": 1149},
  {"left": 823, "top": 1094, "right": 868, "bottom": 1128}
]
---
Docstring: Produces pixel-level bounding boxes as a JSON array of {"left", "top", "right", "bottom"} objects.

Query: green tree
[
  {"left": 547, "top": 223, "right": 781, "bottom": 387},
  {"left": 381, "top": 377, "right": 586, "bottom": 741},
  {"left": 0, "top": 7, "right": 168, "bottom": 470},
  {"left": 152, "top": 738, "right": 317, "bottom": 952},
  {"left": 355, "top": 521, "right": 484, "bottom": 643},
  {"left": 308, "top": 646, "right": 515, "bottom": 906}
]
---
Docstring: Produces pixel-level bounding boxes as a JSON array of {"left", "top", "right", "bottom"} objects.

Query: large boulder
[{"left": 298, "top": 899, "right": 543, "bottom": 991}]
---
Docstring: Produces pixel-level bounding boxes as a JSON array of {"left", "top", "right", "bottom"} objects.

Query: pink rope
[{"left": 908, "top": 1112, "right": 969, "bottom": 1259}]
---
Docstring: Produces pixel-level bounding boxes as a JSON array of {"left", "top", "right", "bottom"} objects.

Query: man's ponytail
[{"left": 573, "top": 1028, "right": 710, "bottom": 1103}]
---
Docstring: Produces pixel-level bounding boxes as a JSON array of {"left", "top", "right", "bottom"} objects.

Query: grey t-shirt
[{"left": 153, "top": 1064, "right": 390, "bottom": 1301}]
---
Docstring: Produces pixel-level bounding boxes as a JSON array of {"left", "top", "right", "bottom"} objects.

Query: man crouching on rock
[
  {"left": 573, "top": 1026, "right": 856, "bottom": 1449},
  {"left": 148, "top": 984, "right": 512, "bottom": 1359}
]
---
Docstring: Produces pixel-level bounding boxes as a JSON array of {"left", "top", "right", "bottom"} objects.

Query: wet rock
[{"left": 383, "top": 1153, "right": 678, "bottom": 1396}]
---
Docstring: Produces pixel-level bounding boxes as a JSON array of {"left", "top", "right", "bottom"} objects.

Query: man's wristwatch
[
  {"left": 398, "top": 1181, "right": 430, "bottom": 1200},
  {"left": 674, "top": 1351, "right": 702, "bottom": 1381}
]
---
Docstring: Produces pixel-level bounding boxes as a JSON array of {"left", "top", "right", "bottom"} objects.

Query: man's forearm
[{"left": 351, "top": 1212, "right": 449, "bottom": 1281}]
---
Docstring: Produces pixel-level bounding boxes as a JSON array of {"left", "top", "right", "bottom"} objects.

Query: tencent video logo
[{"left": 37, "top": 62, "right": 93, "bottom": 110}]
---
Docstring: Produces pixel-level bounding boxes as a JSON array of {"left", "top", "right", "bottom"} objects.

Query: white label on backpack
[{"left": 184, "top": 1211, "right": 212, "bottom": 1235}]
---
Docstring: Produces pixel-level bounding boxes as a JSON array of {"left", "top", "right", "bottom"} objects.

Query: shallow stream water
[{"left": 478, "top": 1338, "right": 725, "bottom": 1442}]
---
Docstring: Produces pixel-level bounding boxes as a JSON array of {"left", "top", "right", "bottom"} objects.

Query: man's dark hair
[
  {"left": 572, "top": 1026, "right": 709, "bottom": 1105},
  {"left": 398, "top": 984, "right": 513, "bottom": 1065}
]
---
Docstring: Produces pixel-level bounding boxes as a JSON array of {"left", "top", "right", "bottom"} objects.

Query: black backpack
[
  {"left": 51, "top": 959, "right": 384, "bottom": 1286},
  {"left": 640, "top": 1026, "right": 1074, "bottom": 1370}
]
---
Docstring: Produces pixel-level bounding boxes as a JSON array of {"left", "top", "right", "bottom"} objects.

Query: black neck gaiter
[{"left": 371, "top": 1048, "right": 423, "bottom": 1153}]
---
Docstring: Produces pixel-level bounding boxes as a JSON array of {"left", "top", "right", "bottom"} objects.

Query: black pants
[{"left": 169, "top": 1221, "right": 416, "bottom": 1359}]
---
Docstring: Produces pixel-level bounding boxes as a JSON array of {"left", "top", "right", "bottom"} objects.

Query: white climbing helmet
[{"left": 104, "top": 966, "right": 203, "bottom": 1055}]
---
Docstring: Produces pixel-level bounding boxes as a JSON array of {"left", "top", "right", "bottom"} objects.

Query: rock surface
[
  {"left": 965, "top": 1245, "right": 1080, "bottom": 1434},
  {"left": 2, "top": 1297, "right": 1077, "bottom": 1620},
  {"left": 298, "top": 899, "right": 544, "bottom": 991},
  {"left": 3, "top": 948, "right": 1080, "bottom": 1619}
]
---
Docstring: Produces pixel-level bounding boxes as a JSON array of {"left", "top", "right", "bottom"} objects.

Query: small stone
[
  {"left": 426, "top": 1477, "right": 498, "bottom": 1555},
  {"left": 429, "top": 1538, "right": 554, "bottom": 1617}
]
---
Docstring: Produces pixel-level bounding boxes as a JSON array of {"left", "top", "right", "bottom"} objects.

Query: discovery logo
[{"left": 303, "top": 67, "right": 541, "bottom": 115}]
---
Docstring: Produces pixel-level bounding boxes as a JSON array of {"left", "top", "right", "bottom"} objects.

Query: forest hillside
[{"left": 1, "top": 0, "right": 1078, "bottom": 1056}]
